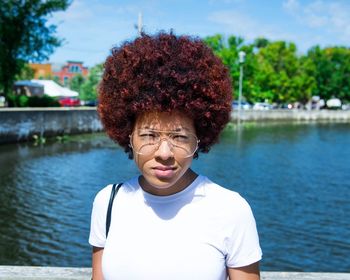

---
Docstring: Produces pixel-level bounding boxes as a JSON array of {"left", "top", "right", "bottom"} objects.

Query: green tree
[
  {"left": 253, "top": 41, "right": 315, "bottom": 104},
  {"left": 80, "top": 64, "right": 103, "bottom": 101},
  {"left": 14, "top": 63, "right": 35, "bottom": 81},
  {"left": 204, "top": 34, "right": 256, "bottom": 101},
  {"left": 254, "top": 37, "right": 270, "bottom": 49},
  {"left": 0, "top": 0, "right": 70, "bottom": 97},
  {"left": 307, "top": 46, "right": 350, "bottom": 102},
  {"left": 69, "top": 74, "right": 85, "bottom": 93}
]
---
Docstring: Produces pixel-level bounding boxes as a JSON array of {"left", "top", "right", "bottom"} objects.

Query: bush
[
  {"left": 7, "top": 94, "right": 60, "bottom": 107},
  {"left": 28, "top": 95, "right": 60, "bottom": 107},
  {"left": 7, "top": 94, "right": 29, "bottom": 107}
]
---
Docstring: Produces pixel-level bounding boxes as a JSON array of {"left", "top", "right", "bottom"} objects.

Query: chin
[{"left": 151, "top": 180, "right": 177, "bottom": 189}]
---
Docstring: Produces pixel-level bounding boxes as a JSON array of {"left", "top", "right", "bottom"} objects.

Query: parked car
[
  {"left": 232, "top": 101, "right": 252, "bottom": 110},
  {"left": 253, "top": 102, "right": 273, "bottom": 110},
  {"left": 59, "top": 97, "right": 80, "bottom": 107},
  {"left": 81, "top": 100, "right": 98, "bottom": 106},
  {"left": 0, "top": 96, "right": 5, "bottom": 107},
  {"left": 326, "top": 98, "right": 341, "bottom": 109},
  {"left": 278, "top": 103, "right": 293, "bottom": 109}
]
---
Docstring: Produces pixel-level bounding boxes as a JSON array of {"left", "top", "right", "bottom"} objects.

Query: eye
[
  {"left": 171, "top": 133, "right": 190, "bottom": 143},
  {"left": 140, "top": 132, "right": 155, "bottom": 137},
  {"left": 138, "top": 131, "right": 158, "bottom": 141}
]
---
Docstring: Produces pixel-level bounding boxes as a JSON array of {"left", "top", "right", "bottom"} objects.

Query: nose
[{"left": 154, "top": 139, "right": 174, "bottom": 160}]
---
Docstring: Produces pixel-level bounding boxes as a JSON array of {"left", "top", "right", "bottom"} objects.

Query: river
[{"left": 0, "top": 122, "right": 349, "bottom": 272}]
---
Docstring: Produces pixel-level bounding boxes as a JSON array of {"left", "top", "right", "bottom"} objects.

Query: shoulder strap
[{"left": 106, "top": 183, "right": 123, "bottom": 238}]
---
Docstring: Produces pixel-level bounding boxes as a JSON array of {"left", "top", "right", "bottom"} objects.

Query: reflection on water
[{"left": 0, "top": 124, "right": 349, "bottom": 271}]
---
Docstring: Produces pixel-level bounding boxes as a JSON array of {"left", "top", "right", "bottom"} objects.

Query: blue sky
[{"left": 48, "top": 0, "right": 350, "bottom": 67}]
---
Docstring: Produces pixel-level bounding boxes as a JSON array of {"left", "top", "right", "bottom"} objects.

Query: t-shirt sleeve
[
  {"left": 225, "top": 195, "right": 262, "bottom": 268},
  {"left": 88, "top": 185, "right": 112, "bottom": 248}
]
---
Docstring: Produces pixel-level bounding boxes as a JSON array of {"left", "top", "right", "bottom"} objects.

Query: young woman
[{"left": 89, "top": 32, "right": 262, "bottom": 280}]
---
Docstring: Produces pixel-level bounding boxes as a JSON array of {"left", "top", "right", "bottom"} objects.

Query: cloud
[
  {"left": 48, "top": 1, "right": 141, "bottom": 65},
  {"left": 207, "top": 7, "right": 345, "bottom": 53},
  {"left": 282, "top": 0, "right": 300, "bottom": 14},
  {"left": 208, "top": 10, "right": 295, "bottom": 42},
  {"left": 282, "top": 0, "right": 350, "bottom": 43},
  {"left": 208, "top": 0, "right": 245, "bottom": 3},
  {"left": 51, "top": 0, "right": 94, "bottom": 22}
]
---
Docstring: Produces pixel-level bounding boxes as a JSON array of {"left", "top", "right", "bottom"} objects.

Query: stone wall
[
  {"left": 0, "top": 266, "right": 349, "bottom": 280},
  {"left": 231, "top": 109, "right": 350, "bottom": 122},
  {"left": 0, "top": 108, "right": 102, "bottom": 144},
  {"left": 1, "top": 108, "right": 349, "bottom": 145}
]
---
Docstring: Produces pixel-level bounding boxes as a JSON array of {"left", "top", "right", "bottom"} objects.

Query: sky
[{"left": 48, "top": 0, "right": 350, "bottom": 67}]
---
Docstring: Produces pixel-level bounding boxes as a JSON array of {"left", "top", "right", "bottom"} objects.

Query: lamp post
[
  {"left": 238, "top": 51, "right": 246, "bottom": 123},
  {"left": 134, "top": 12, "right": 143, "bottom": 36},
  {"left": 138, "top": 12, "right": 143, "bottom": 36}
]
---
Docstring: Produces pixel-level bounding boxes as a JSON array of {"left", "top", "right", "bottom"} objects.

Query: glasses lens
[
  {"left": 131, "top": 130, "right": 198, "bottom": 158},
  {"left": 169, "top": 133, "right": 197, "bottom": 157}
]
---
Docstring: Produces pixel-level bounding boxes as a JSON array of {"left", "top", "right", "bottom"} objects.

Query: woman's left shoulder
[{"left": 200, "top": 176, "right": 253, "bottom": 213}]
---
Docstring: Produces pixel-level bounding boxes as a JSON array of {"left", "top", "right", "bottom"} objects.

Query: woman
[{"left": 89, "top": 32, "right": 262, "bottom": 280}]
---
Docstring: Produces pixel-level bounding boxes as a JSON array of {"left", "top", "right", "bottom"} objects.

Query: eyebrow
[{"left": 138, "top": 127, "right": 191, "bottom": 132}]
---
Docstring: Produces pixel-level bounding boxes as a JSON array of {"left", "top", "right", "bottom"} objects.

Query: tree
[
  {"left": 69, "top": 74, "right": 85, "bottom": 93},
  {"left": 204, "top": 34, "right": 256, "bottom": 100},
  {"left": 254, "top": 37, "right": 270, "bottom": 49},
  {"left": 15, "top": 63, "right": 34, "bottom": 81},
  {"left": 307, "top": 46, "right": 350, "bottom": 102},
  {"left": 80, "top": 64, "right": 103, "bottom": 101},
  {"left": 0, "top": 0, "right": 70, "bottom": 97},
  {"left": 253, "top": 41, "right": 315, "bottom": 104}
]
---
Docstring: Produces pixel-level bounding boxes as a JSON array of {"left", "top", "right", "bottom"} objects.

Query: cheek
[
  {"left": 133, "top": 154, "right": 150, "bottom": 172},
  {"left": 178, "top": 157, "right": 193, "bottom": 169}
]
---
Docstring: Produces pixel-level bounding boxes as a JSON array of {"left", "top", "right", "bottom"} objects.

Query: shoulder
[
  {"left": 93, "top": 177, "right": 140, "bottom": 207},
  {"left": 201, "top": 176, "right": 250, "bottom": 207},
  {"left": 199, "top": 176, "right": 254, "bottom": 221},
  {"left": 93, "top": 184, "right": 113, "bottom": 206}
]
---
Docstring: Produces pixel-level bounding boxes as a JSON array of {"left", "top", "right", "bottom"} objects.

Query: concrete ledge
[
  {"left": 0, "top": 107, "right": 102, "bottom": 144},
  {"left": 0, "top": 266, "right": 91, "bottom": 280},
  {"left": 0, "top": 108, "right": 349, "bottom": 144},
  {"left": 231, "top": 109, "right": 350, "bottom": 122},
  {"left": 0, "top": 266, "right": 350, "bottom": 280}
]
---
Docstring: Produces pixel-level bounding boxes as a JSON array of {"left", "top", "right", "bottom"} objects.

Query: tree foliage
[
  {"left": 0, "top": 0, "right": 70, "bottom": 97},
  {"left": 69, "top": 74, "right": 85, "bottom": 93},
  {"left": 307, "top": 46, "right": 350, "bottom": 102},
  {"left": 15, "top": 63, "right": 35, "bottom": 81},
  {"left": 253, "top": 41, "right": 315, "bottom": 104},
  {"left": 79, "top": 64, "right": 103, "bottom": 101},
  {"left": 204, "top": 34, "right": 350, "bottom": 105}
]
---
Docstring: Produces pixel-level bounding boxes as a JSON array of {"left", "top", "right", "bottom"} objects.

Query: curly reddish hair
[{"left": 98, "top": 32, "right": 232, "bottom": 157}]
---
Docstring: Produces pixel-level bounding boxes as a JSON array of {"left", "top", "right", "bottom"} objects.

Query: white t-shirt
[{"left": 89, "top": 175, "right": 262, "bottom": 280}]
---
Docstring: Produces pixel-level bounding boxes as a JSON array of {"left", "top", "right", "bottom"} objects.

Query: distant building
[
  {"left": 30, "top": 63, "right": 53, "bottom": 79},
  {"left": 53, "top": 61, "right": 89, "bottom": 86},
  {"left": 29, "top": 61, "right": 89, "bottom": 86}
]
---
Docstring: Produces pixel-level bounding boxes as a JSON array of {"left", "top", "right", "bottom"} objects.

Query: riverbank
[
  {"left": 0, "top": 108, "right": 349, "bottom": 144},
  {"left": 0, "top": 266, "right": 350, "bottom": 280},
  {"left": 0, "top": 107, "right": 102, "bottom": 144},
  {"left": 231, "top": 109, "right": 350, "bottom": 122}
]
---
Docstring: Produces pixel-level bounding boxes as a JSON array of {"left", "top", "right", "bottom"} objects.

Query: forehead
[{"left": 134, "top": 111, "right": 195, "bottom": 131}]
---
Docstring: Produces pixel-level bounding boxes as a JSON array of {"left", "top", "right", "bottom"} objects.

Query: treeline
[{"left": 204, "top": 35, "right": 350, "bottom": 105}]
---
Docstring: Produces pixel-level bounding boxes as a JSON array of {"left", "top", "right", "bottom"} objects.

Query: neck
[{"left": 139, "top": 169, "right": 198, "bottom": 196}]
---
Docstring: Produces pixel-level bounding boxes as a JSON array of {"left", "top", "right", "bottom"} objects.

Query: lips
[{"left": 153, "top": 166, "right": 176, "bottom": 178}]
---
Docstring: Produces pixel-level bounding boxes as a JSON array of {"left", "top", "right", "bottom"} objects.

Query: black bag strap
[{"left": 106, "top": 183, "right": 123, "bottom": 238}]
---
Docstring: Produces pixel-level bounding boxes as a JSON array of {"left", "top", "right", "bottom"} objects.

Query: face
[{"left": 131, "top": 111, "right": 198, "bottom": 196}]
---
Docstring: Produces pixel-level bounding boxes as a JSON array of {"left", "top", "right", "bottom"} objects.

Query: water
[{"left": 0, "top": 122, "right": 349, "bottom": 272}]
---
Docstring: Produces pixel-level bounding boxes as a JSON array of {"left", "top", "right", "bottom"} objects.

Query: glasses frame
[{"left": 129, "top": 129, "right": 200, "bottom": 158}]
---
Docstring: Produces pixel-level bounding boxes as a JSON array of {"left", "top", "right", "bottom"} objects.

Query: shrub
[{"left": 28, "top": 95, "right": 60, "bottom": 107}]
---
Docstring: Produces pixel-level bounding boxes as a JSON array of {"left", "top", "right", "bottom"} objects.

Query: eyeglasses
[{"left": 130, "top": 129, "right": 199, "bottom": 158}]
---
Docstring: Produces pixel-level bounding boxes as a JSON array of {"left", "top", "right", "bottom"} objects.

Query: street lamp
[{"left": 238, "top": 51, "right": 246, "bottom": 123}]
